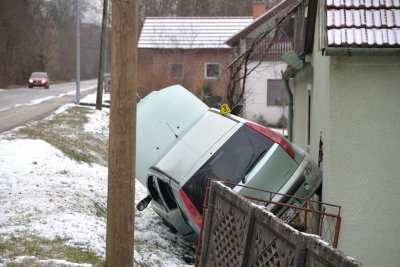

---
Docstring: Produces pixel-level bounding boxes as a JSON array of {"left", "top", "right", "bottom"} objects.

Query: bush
[
  {"left": 255, "top": 114, "right": 268, "bottom": 127},
  {"left": 277, "top": 114, "right": 287, "bottom": 128},
  {"left": 199, "top": 82, "right": 222, "bottom": 108}
]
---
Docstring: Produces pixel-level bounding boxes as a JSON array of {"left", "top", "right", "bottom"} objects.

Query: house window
[
  {"left": 169, "top": 63, "right": 183, "bottom": 79},
  {"left": 267, "top": 79, "right": 288, "bottom": 106},
  {"left": 205, "top": 63, "right": 220, "bottom": 79}
]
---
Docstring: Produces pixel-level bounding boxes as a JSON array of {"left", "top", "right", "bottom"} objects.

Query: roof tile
[
  {"left": 138, "top": 17, "right": 252, "bottom": 49},
  {"left": 325, "top": 0, "right": 400, "bottom": 47}
]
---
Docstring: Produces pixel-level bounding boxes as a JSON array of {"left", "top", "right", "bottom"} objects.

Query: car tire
[{"left": 28, "top": 86, "right": 33, "bottom": 88}]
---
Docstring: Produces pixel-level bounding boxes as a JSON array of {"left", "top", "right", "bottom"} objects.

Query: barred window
[{"left": 204, "top": 63, "right": 220, "bottom": 79}]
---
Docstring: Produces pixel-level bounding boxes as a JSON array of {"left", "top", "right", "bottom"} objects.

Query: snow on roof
[
  {"left": 138, "top": 17, "right": 253, "bottom": 49},
  {"left": 325, "top": 0, "right": 400, "bottom": 47}
]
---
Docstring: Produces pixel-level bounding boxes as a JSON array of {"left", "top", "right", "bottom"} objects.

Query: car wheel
[
  {"left": 29, "top": 86, "right": 33, "bottom": 88},
  {"left": 45, "top": 86, "right": 49, "bottom": 89}
]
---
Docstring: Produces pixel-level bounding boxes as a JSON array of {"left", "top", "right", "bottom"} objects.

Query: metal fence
[{"left": 228, "top": 182, "right": 342, "bottom": 248}]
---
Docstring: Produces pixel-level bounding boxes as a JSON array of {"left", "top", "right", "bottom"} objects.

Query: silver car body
[{"left": 136, "top": 85, "right": 322, "bottom": 241}]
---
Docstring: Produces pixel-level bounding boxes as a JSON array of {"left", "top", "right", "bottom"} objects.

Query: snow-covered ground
[{"left": 0, "top": 92, "right": 195, "bottom": 266}]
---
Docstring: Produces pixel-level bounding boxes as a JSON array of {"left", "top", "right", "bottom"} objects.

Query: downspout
[
  {"left": 283, "top": 78, "right": 293, "bottom": 141},
  {"left": 281, "top": 51, "right": 304, "bottom": 142}
]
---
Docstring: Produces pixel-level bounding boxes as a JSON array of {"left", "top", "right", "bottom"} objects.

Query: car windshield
[
  {"left": 182, "top": 124, "right": 274, "bottom": 214},
  {"left": 31, "top": 73, "right": 47, "bottom": 78}
]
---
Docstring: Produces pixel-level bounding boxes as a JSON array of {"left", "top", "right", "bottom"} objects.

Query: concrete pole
[
  {"left": 75, "top": 0, "right": 80, "bottom": 105},
  {"left": 106, "top": 0, "right": 138, "bottom": 266},
  {"left": 96, "top": 0, "right": 109, "bottom": 110}
]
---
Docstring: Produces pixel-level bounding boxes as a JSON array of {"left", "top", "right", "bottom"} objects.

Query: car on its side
[
  {"left": 28, "top": 72, "right": 49, "bottom": 89},
  {"left": 136, "top": 85, "right": 322, "bottom": 242}
]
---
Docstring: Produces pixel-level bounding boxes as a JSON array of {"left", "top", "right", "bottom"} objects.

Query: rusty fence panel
[{"left": 196, "top": 181, "right": 362, "bottom": 267}]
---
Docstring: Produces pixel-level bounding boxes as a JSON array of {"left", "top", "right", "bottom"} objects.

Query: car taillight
[
  {"left": 245, "top": 121, "right": 296, "bottom": 159},
  {"left": 179, "top": 188, "right": 203, "bottom": 228}
]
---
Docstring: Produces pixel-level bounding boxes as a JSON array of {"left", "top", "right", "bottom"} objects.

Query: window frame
[
  {"left": 204, "top": 63, "right": 220, "bottom": 80},
  {"left": 168, "top": 62, "right": 184, "bottom": 79},
  {"left": 267, "top": 79, "right": 288, "bottom": 107}
]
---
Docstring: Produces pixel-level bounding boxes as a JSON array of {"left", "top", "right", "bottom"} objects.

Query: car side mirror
[{"left": 231, "top": 104, "right": 244, "bottom": 116}]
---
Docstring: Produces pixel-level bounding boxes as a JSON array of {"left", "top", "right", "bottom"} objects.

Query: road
[{"left": 0, "top": 80, "right": 98, "bottom": 133}]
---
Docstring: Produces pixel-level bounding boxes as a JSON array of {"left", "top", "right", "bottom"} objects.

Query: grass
[
  {"left": 1, "top": 103, "right": 194, "bottom": 266},
  {"left": 9, "top": 106, "right": 108, "bottom": 166},
  {"left": 0, "top": 236, "right": 107, "bottom": 266},
  {"left": 1, "top": 104, "right": 109, "bottom": 266}
]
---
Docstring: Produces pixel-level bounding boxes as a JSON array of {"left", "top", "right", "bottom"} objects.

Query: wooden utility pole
[
  {"left": 95, "top": 0, "right": 109, "bottom": 110},
  {"left": 106, "top": 0, "right": 138, "bottom": 266}
]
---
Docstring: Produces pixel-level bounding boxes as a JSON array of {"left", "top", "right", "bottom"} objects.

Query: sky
[{"left": 0, "top": 92, "right": 195, "bottom": 266}]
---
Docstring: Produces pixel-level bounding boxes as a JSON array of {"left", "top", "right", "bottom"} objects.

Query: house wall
[
  {"left": 327, "top": 55, "right": 400, "bottom": 266},
  {"left": 138, "top": 48, "right": 232, "bottom": 101},
  {"left": 292, "top": 63, "right": 311, "bottom": 150},
  {"left": 293, "top": 2, "right": 400, "bottom": 265},
  {"left": 243, "top": 61, "right": 288, "bottom": 126}
]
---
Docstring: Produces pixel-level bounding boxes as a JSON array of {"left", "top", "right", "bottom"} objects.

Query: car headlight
[
  {"left": 41, "top": 80, "right": 46, "bottom": 83},
  {"left": 29, "top": 79, "right": 33, "bottom": 83}
]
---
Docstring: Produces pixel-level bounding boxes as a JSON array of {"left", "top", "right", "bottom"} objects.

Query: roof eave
[
  {"left": 323, "top": 47, "right": 400, "bottom": 56},
  {"left": 226, "top": 0, "right": 294, "bottom": 46},
  {"left": 303, "top": 0, "right": 318, "bottom": 55}
]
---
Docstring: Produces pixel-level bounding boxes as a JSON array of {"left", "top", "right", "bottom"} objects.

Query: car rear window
[{"left": 182, "top": 124, "right": 274, "bottom": 213}]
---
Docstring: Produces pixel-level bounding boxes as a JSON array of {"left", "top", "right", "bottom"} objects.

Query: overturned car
[{"left": 136, "top": 85, "right": 322, "bottom": 241}]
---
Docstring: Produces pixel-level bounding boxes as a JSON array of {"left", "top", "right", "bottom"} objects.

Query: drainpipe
[
  {"left": 283, "top": 78, "right": 293, "bottom": 141},
  {"left": 281, "top": 51, "right": 304, "bottom": 142}
]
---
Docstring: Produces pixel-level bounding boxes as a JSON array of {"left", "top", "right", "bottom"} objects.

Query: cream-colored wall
[
  {"left": 292, "top": 63, "right": 311, "bottom": 150},
  {"left": 293, "top": 25, "right": 331, "bottom": 164},
  {"left": 327, "top": 56, "right": 400, "bottom": 266},
  {"left": 243, "top": 61, "right": 288, "bottom": 125},
  {"left": 292, "top": 1, "right": 400, "bottom": 265}
]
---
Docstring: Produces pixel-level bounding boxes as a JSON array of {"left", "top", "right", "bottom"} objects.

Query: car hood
[{"left": 136, "top": 85, "right": 208, "bottom": 186}]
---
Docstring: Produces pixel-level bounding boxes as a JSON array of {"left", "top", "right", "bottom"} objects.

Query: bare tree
[
  {"left": 226, "top": 0, "right": 304, "bottom": 108},
  {"left": 0, "top": 0, "right": 39, "bottom": 86},
  {"left": 139, "top": 0, "right": 254, "bottom": 19},
  {"left": 0, "top": 0, "right": 101, "bottom": 87}
]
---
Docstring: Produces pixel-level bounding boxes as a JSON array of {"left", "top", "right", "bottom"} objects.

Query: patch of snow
[{"left": 0, "top": 92, "right": 194, "bottom": 266}]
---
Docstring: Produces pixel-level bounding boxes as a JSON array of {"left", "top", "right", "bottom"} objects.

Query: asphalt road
[{"left": 0, "top": 80, "right": 98, "bottom": 133}]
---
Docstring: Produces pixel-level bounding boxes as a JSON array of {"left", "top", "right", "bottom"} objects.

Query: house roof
[
  {"left": 138, "top": 17, "right": 252, "bottom": 49},
  {"left": 226, "top": 0, "right": 295, "bottom": 45},
  {"left": 325, "top": 0, "right": 400, "bottom": 48}
]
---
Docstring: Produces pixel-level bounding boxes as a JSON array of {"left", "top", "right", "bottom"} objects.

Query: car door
[{"left": 146, "top": 169, "right": 197, "bottom": 240}]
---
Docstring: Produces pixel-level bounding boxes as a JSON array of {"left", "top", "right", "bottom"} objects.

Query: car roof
[
  {"left": 153, "top": 110, "right": 239, "bottom": 184},
  {"left": 136, "top": 85, "right": 209, "bottom": 185}
]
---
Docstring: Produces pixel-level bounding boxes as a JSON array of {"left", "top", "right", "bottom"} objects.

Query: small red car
[{"left": 28, "top": 72, "right": 49, "bottom": 89}]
